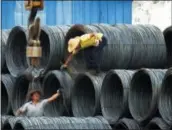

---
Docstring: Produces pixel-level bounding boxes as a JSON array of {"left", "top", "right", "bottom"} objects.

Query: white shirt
[{"left": 20, "top": 99, "right": 48, "bottom": 117}]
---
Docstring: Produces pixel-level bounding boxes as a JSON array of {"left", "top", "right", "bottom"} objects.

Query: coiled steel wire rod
[
  {"left": 5, "top": 26, "right": 28, "bottom": 77},
  {"left": 101, "top": 70, "right": 134, "bottom": 124},
  {"left": 1, "top": 30, "right": 10, "bottom": 73},
  {"left": 5, "top": 25, "right": 70, "bottom": 77},
  {"left": 13, "top": 116, "right": 111, "bottom": 130},
  {"left": 64, "top": 24, "right": 166, "bottom": 71},
  {"left": 2, "top": 116, "right": 24, "bottom": 130},
  {"left": 71, "top": 72, "right": 105, "bottom": 117},
  {"left": 1, "top": 74, "right": 16, "bottom": 115},
  {"left": 112, "top": 118, "right": 141, "bottom": 130},
  {"left": 129, "top": 69, "right": 167, "bottom": 125},
  {"left": 36, "top": 25, "right": 70, "bottom": 74},
  {"left": 145, "top": 117, "right": 171, "bottom": 130},
  {"left": 159, "top": 68, "right": 172, "bottom": 126},
  {"left": 163, "top": 26, "right": 172, "bottom": 67},
  {"left": 42, "top": 70, "right": 73, "bottom": 116},
  {"left": 1, "top": 116, "right": 13, "bottom": 128}
]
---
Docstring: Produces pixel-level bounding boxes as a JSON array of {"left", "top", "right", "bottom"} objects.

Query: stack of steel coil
[{"left": 2, "top": 24, "right": 172, "bottom": 130}]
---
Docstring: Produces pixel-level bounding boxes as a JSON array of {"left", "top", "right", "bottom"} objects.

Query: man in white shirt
[{"left": 16, "top": 89, "right": 62, "bottom": 117}]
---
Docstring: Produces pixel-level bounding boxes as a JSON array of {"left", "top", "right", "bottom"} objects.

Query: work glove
[
  {"left": 60, "top": 64, "right": 67, "bottom": 70},
  {"left": 94, "top": 39, "right": 100, "bottom": 47},
  {"left": 57, "top": 88, "right": 63, "bottom": 95}
]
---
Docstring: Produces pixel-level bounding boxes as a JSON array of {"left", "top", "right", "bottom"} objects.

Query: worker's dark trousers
[{"left": 84, "top": 40, "right": 107, "bottom": 70}]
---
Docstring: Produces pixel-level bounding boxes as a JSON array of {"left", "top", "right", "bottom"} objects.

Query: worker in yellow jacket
[{"left": 61, "top": 33, "right": 107, "bottom": 73}]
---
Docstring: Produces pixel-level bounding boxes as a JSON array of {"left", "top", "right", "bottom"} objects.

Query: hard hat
[{"left": 68, "top": 37, "right": 80, "bottom": 53}]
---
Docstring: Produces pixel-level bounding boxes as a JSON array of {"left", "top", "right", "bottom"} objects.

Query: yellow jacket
[
  {"left": 80, "top": 33, "right": 103, "bottom": 49},
  {"left": 68, "top": 33, "right": 103, "bottom": 55}
]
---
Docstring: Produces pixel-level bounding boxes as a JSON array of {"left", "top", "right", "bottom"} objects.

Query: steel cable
[
  {"left": 1, "top": 30, "right": 10, "bottom": 73},
  {"left": 13, "top": 116, "right": 111, "bottom": 130},
  {"left": 2, "top": 116, "right": 24, "bottom": 130},
  {"left": 1, "top": 74, "right": 16, "bottom": 115},
  {"left": 159, "top": 68, "right": 172, "bottom": 125},
  {"left": 145, "top": 117, "right": 170, "bottom": 130},
  {"left": 129, "top": 69, "right": 167, "bottom": 125},
  {"left": 13, "top": 117, "right": 45, "bottom": 129},
  {"left": 96, "top": 116, "right": 112, "bottom": 129},
  {"left": 163, "top": 26, "right": 172, "bottom": 67},
  {"left": 22, "top": 25, "right": 71, "bottom": 80},
  {"left": 100, "top": 70, "right": 134, "bottom": 124},
  {"left": 102, "top": 24, "right": 166, "bottom": 69},
  {"left": 64, "top": 24, "right": 166, "bottom": 71},
  {"left": 71, "top": 72, "right": 105, "bottom": 117},
  {"left": 5, "top": 26, "right": 28, "bottom": 77},
  {"left": 36, "top": 25, "right": 71, "bottom": 74},
  {"left": 1, "top": 116, "right": 13, "bottom": 128},
  {"left": 5, "top": 25, "right": 70, "bottom": 77},
  {"left": 42, "top": 70, "right": 73, "bottom": 116},
  {"left": 112, "top": 118, "right": 141, "bottom": 130},
  {"left": 22, "top": 117, "right": 58, "bottom": 129},
  {"left": 1, "top": 31, "right": 6, "bottom": 69}
]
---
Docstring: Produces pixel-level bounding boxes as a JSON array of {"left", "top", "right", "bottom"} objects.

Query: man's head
[
  {"left": 31, "top": 91, "right": 41, "bottom": 101},
  {"left": 28, "top": 90, "right": 42, "bottom": 102}
]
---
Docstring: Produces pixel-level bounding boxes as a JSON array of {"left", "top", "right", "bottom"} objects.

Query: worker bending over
[
  {"left": 61, "top": 33, "right": 107, "bottom": 73},
  {"left": 16, "top": 89, "right": 62, "bottom": 117}
]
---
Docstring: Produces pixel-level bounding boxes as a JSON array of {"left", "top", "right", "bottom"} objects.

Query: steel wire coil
[
  {"left": 145, "top": 117, "right": 171, "bottom": 130},
  {"left": 113, "top": 24, "right": 166, "bottom": 69},
  {"left": 42, "top": 70, "right": 73, "bottom": 116},
  {"left": 2, "top": 116, "right": 24, "bottom": 130},
  {"left": 5, "top": 26, "right": 28, "bottom": 77},
  {"left": 23, "top": 25, "right": 71, "bottom": 80},
  {"left": 0, "top": 30, "right": 10, "bottom": 73},
  {"left": 13, "top": 116, "right": 111, "bottom": 130},
  {"left": 163, "top": 26, "right": 172, "bottom": 67},
  {"left": 1, "top": 30, "right": 10, "bottom": 73},
  {"left": 159, "top": 68, "right": 172, "bottom": 125},
  {"left": 14, "top": 118, "right": 56, "bottom": 129},
  {"left": 34, "top": 25, "right": 70, "bottom": 74},
  {"left": 100, "top": 70, "right": 134, "bottom": 124},
  {"left": 64, "top": 24, "right": 166, "bottom": 72},
  {"left": 71, "top": 72, "right": 105, "bottom": 117},
  {"left": 112, "top": 118, "right": 141, "bottom": 130},
  {"left": 1, "top": 74, "right": 16, "bottom": 115},
  {"left": 1, "top": 116, "right": 13, "bottom": 128},
  {"left": 13, "top": 117, "right": 47, "bottom": 129},
  {"left": 5, "top": 25, "right": 70, "bottom": 77},
  {"left": 1, "top": 31, "right": 6, "bottom": 69},
  {"left": 129, "top": 69, "right": 167, "bottom": 124}
]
